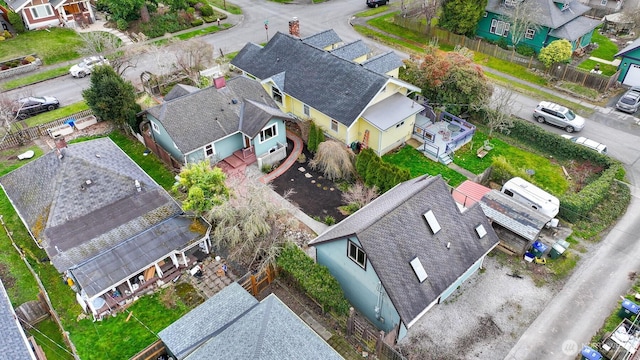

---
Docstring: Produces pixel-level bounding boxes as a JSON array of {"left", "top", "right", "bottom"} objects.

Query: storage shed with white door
[{"left": 615, "top": 37, "right": 640, "bottom": 86}]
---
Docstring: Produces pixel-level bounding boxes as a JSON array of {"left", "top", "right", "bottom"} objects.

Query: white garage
[{"left": 623, "top": 64, "right": 640, "bottom": 86}]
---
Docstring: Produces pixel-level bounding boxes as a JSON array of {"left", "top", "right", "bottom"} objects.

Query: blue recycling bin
[
  {"left": 581, "top": 346, "right": 602, "bottom": 360},
  {"left": 619, "top": 299, "right": 640, "bottom": 319},
  {"left": 530, "top": 241, "right": 548, "bottom": 258}
]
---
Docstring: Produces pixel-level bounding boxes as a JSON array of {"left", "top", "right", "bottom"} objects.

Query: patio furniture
[
  {"left": 476, "top": 140, "right": 494, "bottom": 158},
  {"left": 447, "top": 123, "right": 461, "bottom": 132}
]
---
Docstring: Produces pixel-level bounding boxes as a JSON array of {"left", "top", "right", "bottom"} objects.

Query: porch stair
[{"left": 439, "top": 153, "right": 453, "bottom": 165}]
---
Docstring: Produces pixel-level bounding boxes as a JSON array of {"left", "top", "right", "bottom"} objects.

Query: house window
[
  {"left": 396, "top": 120, "right": 405, "bottom": 128},
  {"left": 330, "top": 119, "right": 339, "bottom": 132},
  {"left": 151, "top": 121, "right": 160, "bottom": 133},
  {"left": 205, "top": 144, "right": 214, "bottom": 157},
  {"left": 29, "top": 4, "right": 53, "bottom": 19},
  {"left": 303, "top": 104, "right": 310, "bottom": 116},
  {"left": 348, "top": 241, "right": 367, "bottom": 269},
  {"left": 525, "top": 28, "right": 535, "bottom": 39},
  {"left": 490, "top": 19, "right": 510, "bottom": 37},
  {"left": 272, "top": 87, "right": 283, "bottom": 104},
  {"left": 259, "top": 123, "right": 277, "bottom": 143},
  {"left": 600, "top": 0, "right": 607, "bottom": 5}
]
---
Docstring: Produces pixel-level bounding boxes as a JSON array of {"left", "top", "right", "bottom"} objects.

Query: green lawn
[
  {"left": 382, "top": 145, "right": 468, "bottom": 187},
  {"left": 28, "top": 319, "right": 74, "bottom": 360},
  {"left": 208, "top": 0, "right": 242, "bottom": 14},
  {"left": 590, "top": 28, "right": 620, "bottom": 61},
  {"left": 1, "top": 66, "right": 70, "bottom": 91},
  {"left": 0, "top": 28, "right": 84, "bottom": 65},
  {"left": 577, "top": 58, "right": 618, "bottom": 76}
]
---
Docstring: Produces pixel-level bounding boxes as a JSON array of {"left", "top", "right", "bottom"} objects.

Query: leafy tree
[
  {"left": 401, "top": 46, "right": 493, "bottom": 115},
  {"left": 308, "top": 122, "right": 318, "bottom": 152},
  {"left": 309, "top": 140, "right": 355, "bottom": 181},
  {"left": 173, "top": 161, "right": 229, "bottom": 217},
  {"left": 538, "top": 39, "right": 572, "bottom": 68},
  {"left": 82, "top": 66, "right": 141, "bottom": 129},
  {"left": 107, "top": 0, "right": 144, "bottom": 22},
  {"left": 208, "top": 180, "right": 297, "bottom": 272},
  {"left": 7, "top": 12, "right": 26, "bottom": 33},
  {"left": 439, "top": 0, "right": 487, "bottom": 36}
]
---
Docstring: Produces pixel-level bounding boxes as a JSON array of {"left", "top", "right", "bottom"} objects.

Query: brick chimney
[
  {"left": 54, "top": 136, "right": 68, "bottom": 160},
  {"left": 289, "top": 17, "right": 300, "bottom": 38}
]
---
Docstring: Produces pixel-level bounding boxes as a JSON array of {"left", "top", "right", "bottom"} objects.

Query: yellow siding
[
  {"left": 352, "top": 54, "right": 368, "bottom": 64},
  {"left": 386, "top": 68, "right": 400, "bottom": 78},
  {"left": 370, "top": 83, "right": 407, "bottom": 105},
  {"left": 379, "top": 115, "right": 416, "bottom": 154}
]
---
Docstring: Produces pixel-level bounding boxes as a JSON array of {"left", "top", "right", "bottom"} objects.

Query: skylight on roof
[
  {"left": 410, "top": 257, "right": 428, "bottom": 283},
  {"left": 423, "top": 210, "right": 441, "bottom": 234},
  {"left": 475, "top": 224, "right": 487, "bottom": 239}
]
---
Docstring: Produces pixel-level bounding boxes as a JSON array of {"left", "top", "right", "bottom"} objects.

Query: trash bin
[
  {"left": 530, "top": 241, "right": 548, "bottom": 258},
  {"left": 549, "top": 243, "right": 567, "bottom": 260},
  {"left": 581, "top": 346, "right": 602, "bottom": 360},
  {"left": 618, "top": 299, "right": 640, "bottom": 319}
]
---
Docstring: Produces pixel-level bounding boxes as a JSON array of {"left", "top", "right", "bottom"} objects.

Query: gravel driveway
[{"left": 397, "top": 253, "right": 558, "bottom": 360}]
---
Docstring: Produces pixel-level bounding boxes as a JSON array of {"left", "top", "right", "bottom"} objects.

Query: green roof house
[{"left": 476, "top": 0, "right": 602, "bottom": 52}]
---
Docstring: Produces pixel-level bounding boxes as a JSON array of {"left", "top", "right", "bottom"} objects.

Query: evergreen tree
[
  {"left": 439, "top": 0, "right": 488, "bottom": 36},
  {"left": 82, "top": 66, "right": 141, "bottom": 129},
  {"left": 308, "top": 122, "right": 318, "bottom": 153}
]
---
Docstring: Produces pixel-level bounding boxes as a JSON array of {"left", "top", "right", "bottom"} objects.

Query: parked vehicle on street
[
  {"left": 69, "top": 56, "right": 110, "bottom": 78},
  {"left": 615, "top": 87, "right": 640, "bottom": 113},
  {"left": 561, "top": 135, "right": 608, "bottom": 154},
  {"left": 533, "top": 101, "right": 585, "bottom": 133},
  {"left": 13, "top": 96, "right": 60, "bottom": 120},
  {"left": 366, "top": 0, "right": 388, "bottom": 7}
]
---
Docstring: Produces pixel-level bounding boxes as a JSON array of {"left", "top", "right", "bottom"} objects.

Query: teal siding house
[
  {"left": 310, "top": 175, "right": 499, "bottom": 342},
  {"left": 476, "top": 0, "right": 602, "bottom": 52},
  {"left": 140, "top": 76, "right": 294, "bottom": 170},
  {"left": 615, "top": 38, "right": 640, "bottom": 86}
]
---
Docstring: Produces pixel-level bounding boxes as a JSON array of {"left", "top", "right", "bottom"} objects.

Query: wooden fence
[
  {"left": 129, "top": 340, "right": 166, "bottom": 360},
  {"left": 392, "top": 16, "right": 620, "bottom": 92},
  {"left": 549, "top": 63, "right": 621, "bottom": 93},
  {"left": 239, "top": 265, "right": 276, "bottom": 296},
  {"left": 0, "top": 109, "right": 95, "bottom": 150},
  {"left": 346, "top": 308, "right": 406, "bottom": 360}
]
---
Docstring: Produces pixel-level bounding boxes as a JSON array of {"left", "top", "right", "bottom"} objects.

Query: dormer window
[{"left": 272, "top": 87, "right": 283, "bottom": 104}]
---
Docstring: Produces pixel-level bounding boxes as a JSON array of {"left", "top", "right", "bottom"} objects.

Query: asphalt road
[{"left": 5, "top": 1, "right": 640, "bottom": 358}]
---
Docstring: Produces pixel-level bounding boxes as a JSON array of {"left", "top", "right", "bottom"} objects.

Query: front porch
[{"left": 412, "top": 107, "right": 476, "bottom": 165}]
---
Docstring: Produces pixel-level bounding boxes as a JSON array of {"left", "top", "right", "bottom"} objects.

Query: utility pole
[{"left": 264, "top": 20, "right": 269, "bottom": 42}]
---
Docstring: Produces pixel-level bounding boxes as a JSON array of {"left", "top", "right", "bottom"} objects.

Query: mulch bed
[{"left": 269, "top": 140, "right": 346, "bottom": 223}]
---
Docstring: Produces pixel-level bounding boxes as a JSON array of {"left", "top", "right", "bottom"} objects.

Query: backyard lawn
[{"left": 0, "top": 28, "right": 84, "bottom": 64}]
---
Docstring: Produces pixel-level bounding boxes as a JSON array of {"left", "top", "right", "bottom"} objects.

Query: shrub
[
  {"left": 308, "top": 122, "right": 318, "bottom": 152},
  {"left": 24, "top": 55, "right": 36, "bottom": 63},
  {"left": 323, "top": 216, "right": 336, "bottom": 225},
  {"left": 191, "top": 18, "right": 204, "bottom": 26},
  {"left": 496, "top": 38, "right": 509, "bottom": 50},
  {"left": 515, "top": 44, "right": 535, "bottom": 57},
  {"left": 140, "top": 13, "right": 190, "bottom": 38},
  {"left": 116, "top": 18, "right": 128, "bottom": 31},
  {"left": 95, "top": 0, "right": 110, "bottom": 12},
  {"left": 309, "top": 141, "right": 355, "bottom": 181},
  {"left": 7, "top": 12, "right": 26, "bottom": 34},
  {"left": 276, "top": 244, "right": 350, "bottom": 315},
  {"left": 0, "top": 36, "right": 5, "bottom": 41},
  {"left": 539, "top": 39, "right": 572, "bottom": 68},
  {"left": 356, "top": 148, "right": 411, "bottom": 193},
  {"left": 200, "top": 4, "right": 214, "bottom": 16},
  {"left": 3, "top": 30, "right": 12, "bottom": 38},
  {"left": 203, "top": 15, "right": 218, "bottom": 23}
]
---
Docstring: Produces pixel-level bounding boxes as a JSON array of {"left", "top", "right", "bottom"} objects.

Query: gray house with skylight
[{"left": 310, "top": 175, "right": 499, "bottom": 342}]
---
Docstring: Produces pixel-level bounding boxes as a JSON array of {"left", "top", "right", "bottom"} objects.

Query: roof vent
[
  {"left": 475, "top": 224, "right": 487, "bottom": 238},
  {"left": 232, "top": 99, "right": 238, "bottom": 104},
  {"left": 135, "top": 180, "right": 142, "bottom": 192},
  {"left": 80, "top": 179, "right": 93, "bottom": 191},
  {"left": 410, "top": 257, "right": 428, "bottom": 283},
  {"left": 423, "top": 210, "right": 441, "bottom": 234}
]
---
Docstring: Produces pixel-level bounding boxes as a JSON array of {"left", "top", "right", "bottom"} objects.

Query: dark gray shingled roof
[
  {"left": 486, "top": 0, "right": 590, "bottom": 30},
  {"left": 143, "top": 76, "right": 292, "bottom": 154},
  {"left": 231, "top": 32, "right": 415, "bottom": 127},
  {"left": 160, "top": 283, "right": 343, "bottom": 360},
  {"left": 549, "top": 15, "right": 602, "bottom": 41},
  {"left": 0, "top": 280, "right": 35, "bottom": 360},
  {"left": 479, "top": 190, "right": 548, "bottom": 242},
  {"left": 361, "top": 51, "right": 405, "bottom": 75},
  {"left": 311, "top": 175, "right": 499, "bottom": 326},
  {"left": 329, "top": 40, "right": 371, "bottom": 61},
  {"left": 301, "top": 29, "right": 342, "bottom": 49},
  {"left": 164, "top": 84, "right": 200, "bottom": 101},
  {"left": 0, "top": 138, "right": 203, "bottom": 297}
]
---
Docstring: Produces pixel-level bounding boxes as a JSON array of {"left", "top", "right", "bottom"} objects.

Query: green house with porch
[{"left": 476, "top": 0, "right": 602, "bottom": 53}]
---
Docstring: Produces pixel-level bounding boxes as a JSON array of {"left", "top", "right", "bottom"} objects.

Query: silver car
[
  {"left": 533, "top": 101, "right": 585, "bottom": 133},
  {"left": 615, "top": 87, "right": 640, "bottom": 113},
  {"left": 561, "top": 135, "right": 607, "bottom": 154},
  {"left": 69, "top": 56, "right": 110, "bottom": 78}
]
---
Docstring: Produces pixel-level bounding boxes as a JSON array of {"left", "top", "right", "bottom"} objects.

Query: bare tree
[
  {"left": 341, "top": 181, "right": 378, "bottom": 211},
  {"left": 476, "top": 85, "right": 520, "bottom": 136},
  {"left": 401, "top": 0, "right": 442, "bottom": 26},
  {"left": 0, "top": 96, "right": 18, "bottom": 133},
  {"left": 174, "top": 39, "right": 215, "bottom": 85},
  {"left": 500, "top": 0, "right": 542, "bottom": 48},
  {"left": 77, "top": 32, "right": 144, "bottom": 76},
  {"left": 207, "top": 179, "right": 298, "bottom": 272}
]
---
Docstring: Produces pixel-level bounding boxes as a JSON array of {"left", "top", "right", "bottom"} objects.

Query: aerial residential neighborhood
[{"left": 0, "top": 0, "right": 640, "bottom": 359}]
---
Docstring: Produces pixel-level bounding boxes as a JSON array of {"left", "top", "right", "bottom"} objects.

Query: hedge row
[
  {"left": 276, "top": 244, "right": 350, "bottom": 316},
  {"left": 356, "top": 148, "right": 410, "bottom": 193},
  {"left": 496, "top": 117, "right": 625, "bottom": 223}
]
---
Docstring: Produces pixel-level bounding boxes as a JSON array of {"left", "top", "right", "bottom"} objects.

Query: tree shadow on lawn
[{"left": 269, "top": 142, "right": 346, "bottom": 223}]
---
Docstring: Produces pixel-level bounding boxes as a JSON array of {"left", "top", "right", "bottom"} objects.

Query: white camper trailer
[{"left": 501, "top": 177, "right": 560, "bottom": 220}]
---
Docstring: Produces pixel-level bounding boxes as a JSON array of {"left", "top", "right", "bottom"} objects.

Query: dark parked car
[
  {"left": 615, "top": 87, "right": 640, "bottom": 113},
  {"left": 13, "top": 96, "right": 60, "bottom": 120},
  {"left": 366, "top": 0, "right": 388, "bottom": 7}
]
